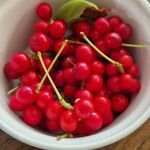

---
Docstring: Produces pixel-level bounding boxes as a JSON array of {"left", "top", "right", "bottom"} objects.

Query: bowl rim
[{"left": 0, "top": 0, "right": 150, "bottom": 149}]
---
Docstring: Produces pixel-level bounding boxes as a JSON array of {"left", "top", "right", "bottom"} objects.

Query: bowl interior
[{"left": 0, "top": 0, "right": 150, "bottom": 150}]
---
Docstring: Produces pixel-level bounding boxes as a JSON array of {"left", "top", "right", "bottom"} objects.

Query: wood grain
[{"left": 0, "top": 119, "right": 150, "bottom": 150}]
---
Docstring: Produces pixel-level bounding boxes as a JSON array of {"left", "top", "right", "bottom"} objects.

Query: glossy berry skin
[
  {"left": 63, "top": 68, "right": 76, "bottom": 85},
  {"left": 16, "top": 86, "right": 35, "bottom": 106},
  {"left": 60, "top": 110, "right": 78, "bottom": 133},
  {"left": 55, "top": 70, "right": 64, "bottom": 87},
  {"left": 75, "top": 89, "right": 93, "bottom": 101},
  {"left": 74, "top": 62, "right": 91, "bottom": 81},
  {"left": 98, "top": 85, "right": 112, "bottom": 98},
  {"left": 94, "top": 96, "right": 111, "bottom": 115},
  {"left": 95, "top": 17, "right": 111, "bottom": 34},
  {"left": 90, "top": 29, "right": 102, "bottom": 42},
  {"left": 10, "top": 52, "right": 31, "bottom": 73},
  {"left": 9, "top": 95, "right": 26, "bottom": 111},
  {"left": 4, "top": 63, "right": 19, "bottom": 79},
  {"left": 74, "top": 99, "right": 94, "bottom": 119},
  {"left": 86, "top": 74, "right": 103, "bottom": 93},
  {"left": 21, "top": 70, "right": 39, "bottom": 85},
  {"left": 120, "top": 74, "right": 134, "bottom": 91},
  {"left": 54, "top": 39, "right": 72, "bottom": 55},
  {"left": 62, "top": 55, "right": 76, "bottom": 68},
  {"left": 130, "top": 79, "right": 141, "bottom": 93},
  {"left": 107, "top": 76, "right": 121, "bottom": 93},
  {"left": 73, "top": 20, "right": 91, "bottom": 39},
  {"left": 23, "top": 105, "right": 42, "bottom": 126},
  {"left": 46, "top": 100, "right": 64, "bottom": 120},
  {"left": 105, "top": 63, "right": 118, "bottom": 76},
  {"left": 91, "top": 61, "right": 104, "bottom": 75},
  {"left": 29, "top": 33, "right": 50, "bottom": 53},
  {"left": 114, "top": 23, "right": 132, "bottom": 41},
  {"left": 83, "top": 112, "right": 103, "bottom": 131},
  {"left": 37, "top": 3, "right": 52, "bottom": 20},
  {"left": 103, "top": 32, "right": 122, "bottom": 49},
  {"left": 46, "top": 119, "right": 61, "bottom": 132},
  {"left": 108, "top": 16, "right": 122, "bottom": 29},
  {"left": 128, "top": 64, "right": 139, "bottom": 78},
  {"left": 76, "top": 45, "right": 95, "bottom": 63},
  {"left": 34, "top": 20, "right": 49, "bottom": 34},
  {"left": 63, "top": 84, "right": 77, "bottom": 99},
  {"left": 119, "top": 54, "right": 133, "bottom": 69},
  {"left": 36, "top": 90, "right": 53, "bottom": 110},
  {"left": 101, "top": 110, "right": 113, "bottom": 126},
  {"left": 48, "top": 20, "right": 67, "bottom": 38},
  {"left": 111, "top": 94, "right": 129, "bottom": 113}
]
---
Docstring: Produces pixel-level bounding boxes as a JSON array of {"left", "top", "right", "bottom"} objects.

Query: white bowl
[{"left": 0, "top": 0, "right": 150, "bottom": 149}]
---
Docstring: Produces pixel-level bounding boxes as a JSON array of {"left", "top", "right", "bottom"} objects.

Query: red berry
[
  {"left": 101, "top": 110, "right": 113, "bottom": 126},
  {"left": 21, "top": 70, "right": 39, "bottom": 85},
  {"left": 98, "top": 85, "right": 112, "bottom": 98},
  {"left": 36, "top": 90, "right": 53, "bottom": 110},
  {"left": 86, "top": 74, "right": 103, "bottom": 93},
  {"left": 63, "top": 84, "right": 77, "bottom": 99},
  {"left": 105, "top": 63, "right": 119, "bottom": 76},
  {"left": 34, "top": 20, "right": 49, "bottom": 34},
  {"left": 75, "top": 89, "right": 93, "bottom": 101},
  {"left": 16, "top": 86, "right": 35, "bottom": 106},
  {"left": 46, "top": 100, "right": 64, "bottom": 120},
  {"left": 114, "top": 23, "right": 132, "bottom": 41},
  {"left": 130, "top": 79, "right": 141, "bottom": 93},
  {"left": 46, "top": 119, "right": 61, "bottom": 132},
  {"left": 60, "top": 110, "right": 78, "bottom": 133},
  {"left": 74, "top": 99, "right": 94, "bottom": 119},
  {"left": 4, "top": 63, "right": 19, "bottom": 79},
  {"left": 55, "top": 70, "right": 64, "bottom": 87},
  {"left": 111, "top": 94, "right": 129, "bottom": 112},
  {"left": 120, "top": 74, "right": 134, "bottom": 91},
  {"left": 91, "top": 61, "right": 104, "bottom": 75},
  {"left": 108, "top": 16, "right": 122, "bottom": 29},
  {"left": 83, "top": 112, "right": 103, "bottom": 131},
  {"left": 62, "top": 55, "right": 76, "bottom": 68},
  {"left": 29, "top": 33, "right": 50, "bottom": 53},
  {"left": 95, "top": 17, "right": 111, "bottom": 34},
  {"left": 9, "top": 94, "right": 26, "bottom": 111},
  {"left": 10, "top": 52, "right": 31, "bottom": 73},
  {"left": 73, "top": 20, "right": 91, "bottom": 39},
  {"left": 37, "top": 3, "right": 52, "bottom": 20},
  {"left": 103, "top": 32, "right": 122, "bottom": 49},
  {"left": 74, "top": 62, "right": 91, "bottom": 81},
  {"left": 63, "top": 68, "right": 76, "bottom": 85},
  {"left": 107, "top": 76, "right": 121, "bottom": 93},
  {"left": 128, "top": 64, "right": 139, "bottom": 78},
  {"left": 90, "top": 29, "right": 102, "bottom": 42},
  {"left": 76, "top": 45, "right": 95, "bottom": 63},
  {"left": 94, "top": 96, "right": 111, "bottom": 115},
  {"left": 54, "top": 39, "right": 72, "bottom": 55},
  {"left": 23, "top": 105, "right": 42, "bottom": 126},
  {"left": 119, "top": 54, "right": 133, "bottom": 69},
  {"left": 48, "top": 20, "right": 67, "bottom": 38}
]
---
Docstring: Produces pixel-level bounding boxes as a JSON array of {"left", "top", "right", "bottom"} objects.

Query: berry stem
[
  {"left": 36, "top": 40, "right": 68, "bottom": 93},
  {"left": 7, "top": 83, "right": 20, "bottom": 95},
  {"left": 122, "top": 43, "right": 148, "bottom": 48},
  {"left": 37, "top": 51, "right": 73, "bottom": 110},
  {"left": 66, "top": 58, "right": 75, "bottom": 66},
  {"left": 57, "top": 133, "right": 73, "bottom": 140},
  {"left": 80, "top": 32, "right": 124, "bottom": 73},
  {"left": 68, "top": 40, "right": 85, "bottom": 45}
]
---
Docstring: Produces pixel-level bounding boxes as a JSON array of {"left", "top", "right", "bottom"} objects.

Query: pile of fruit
[{"left": 4, "top": 1, "right": 141, "bottom": 138}]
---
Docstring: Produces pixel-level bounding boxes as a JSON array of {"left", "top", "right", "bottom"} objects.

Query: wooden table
[{"left": 0, "top": 119, "right": 150, "bottom": 150}]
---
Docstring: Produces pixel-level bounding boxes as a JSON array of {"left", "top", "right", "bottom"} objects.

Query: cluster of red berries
[{"left": 4, "top": 2, "right": 141, "bottom": 137}]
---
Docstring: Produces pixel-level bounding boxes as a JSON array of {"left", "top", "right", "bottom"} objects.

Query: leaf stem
[
  {"left": 68, "top": 40, "right": 85, "bottom": 45},
  {"left": 80, "top": 32, "right": 124, "bottom": 73},
  {"left": 37, "top": 52, "right": 73, "bottom": 110},
  {"left": 122, "top": 43, "right": 149, "bottom": 48},
  {"left": 36, "top": 40, "right": 68, "bottom": 93},
  {"left": 7, "top": 83, "right": 20, "bottom": 95}
]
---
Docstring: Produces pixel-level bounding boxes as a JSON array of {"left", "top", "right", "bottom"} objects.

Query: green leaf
[{"left": 55, "top": 0, "right": 98, "bottom": 23}]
